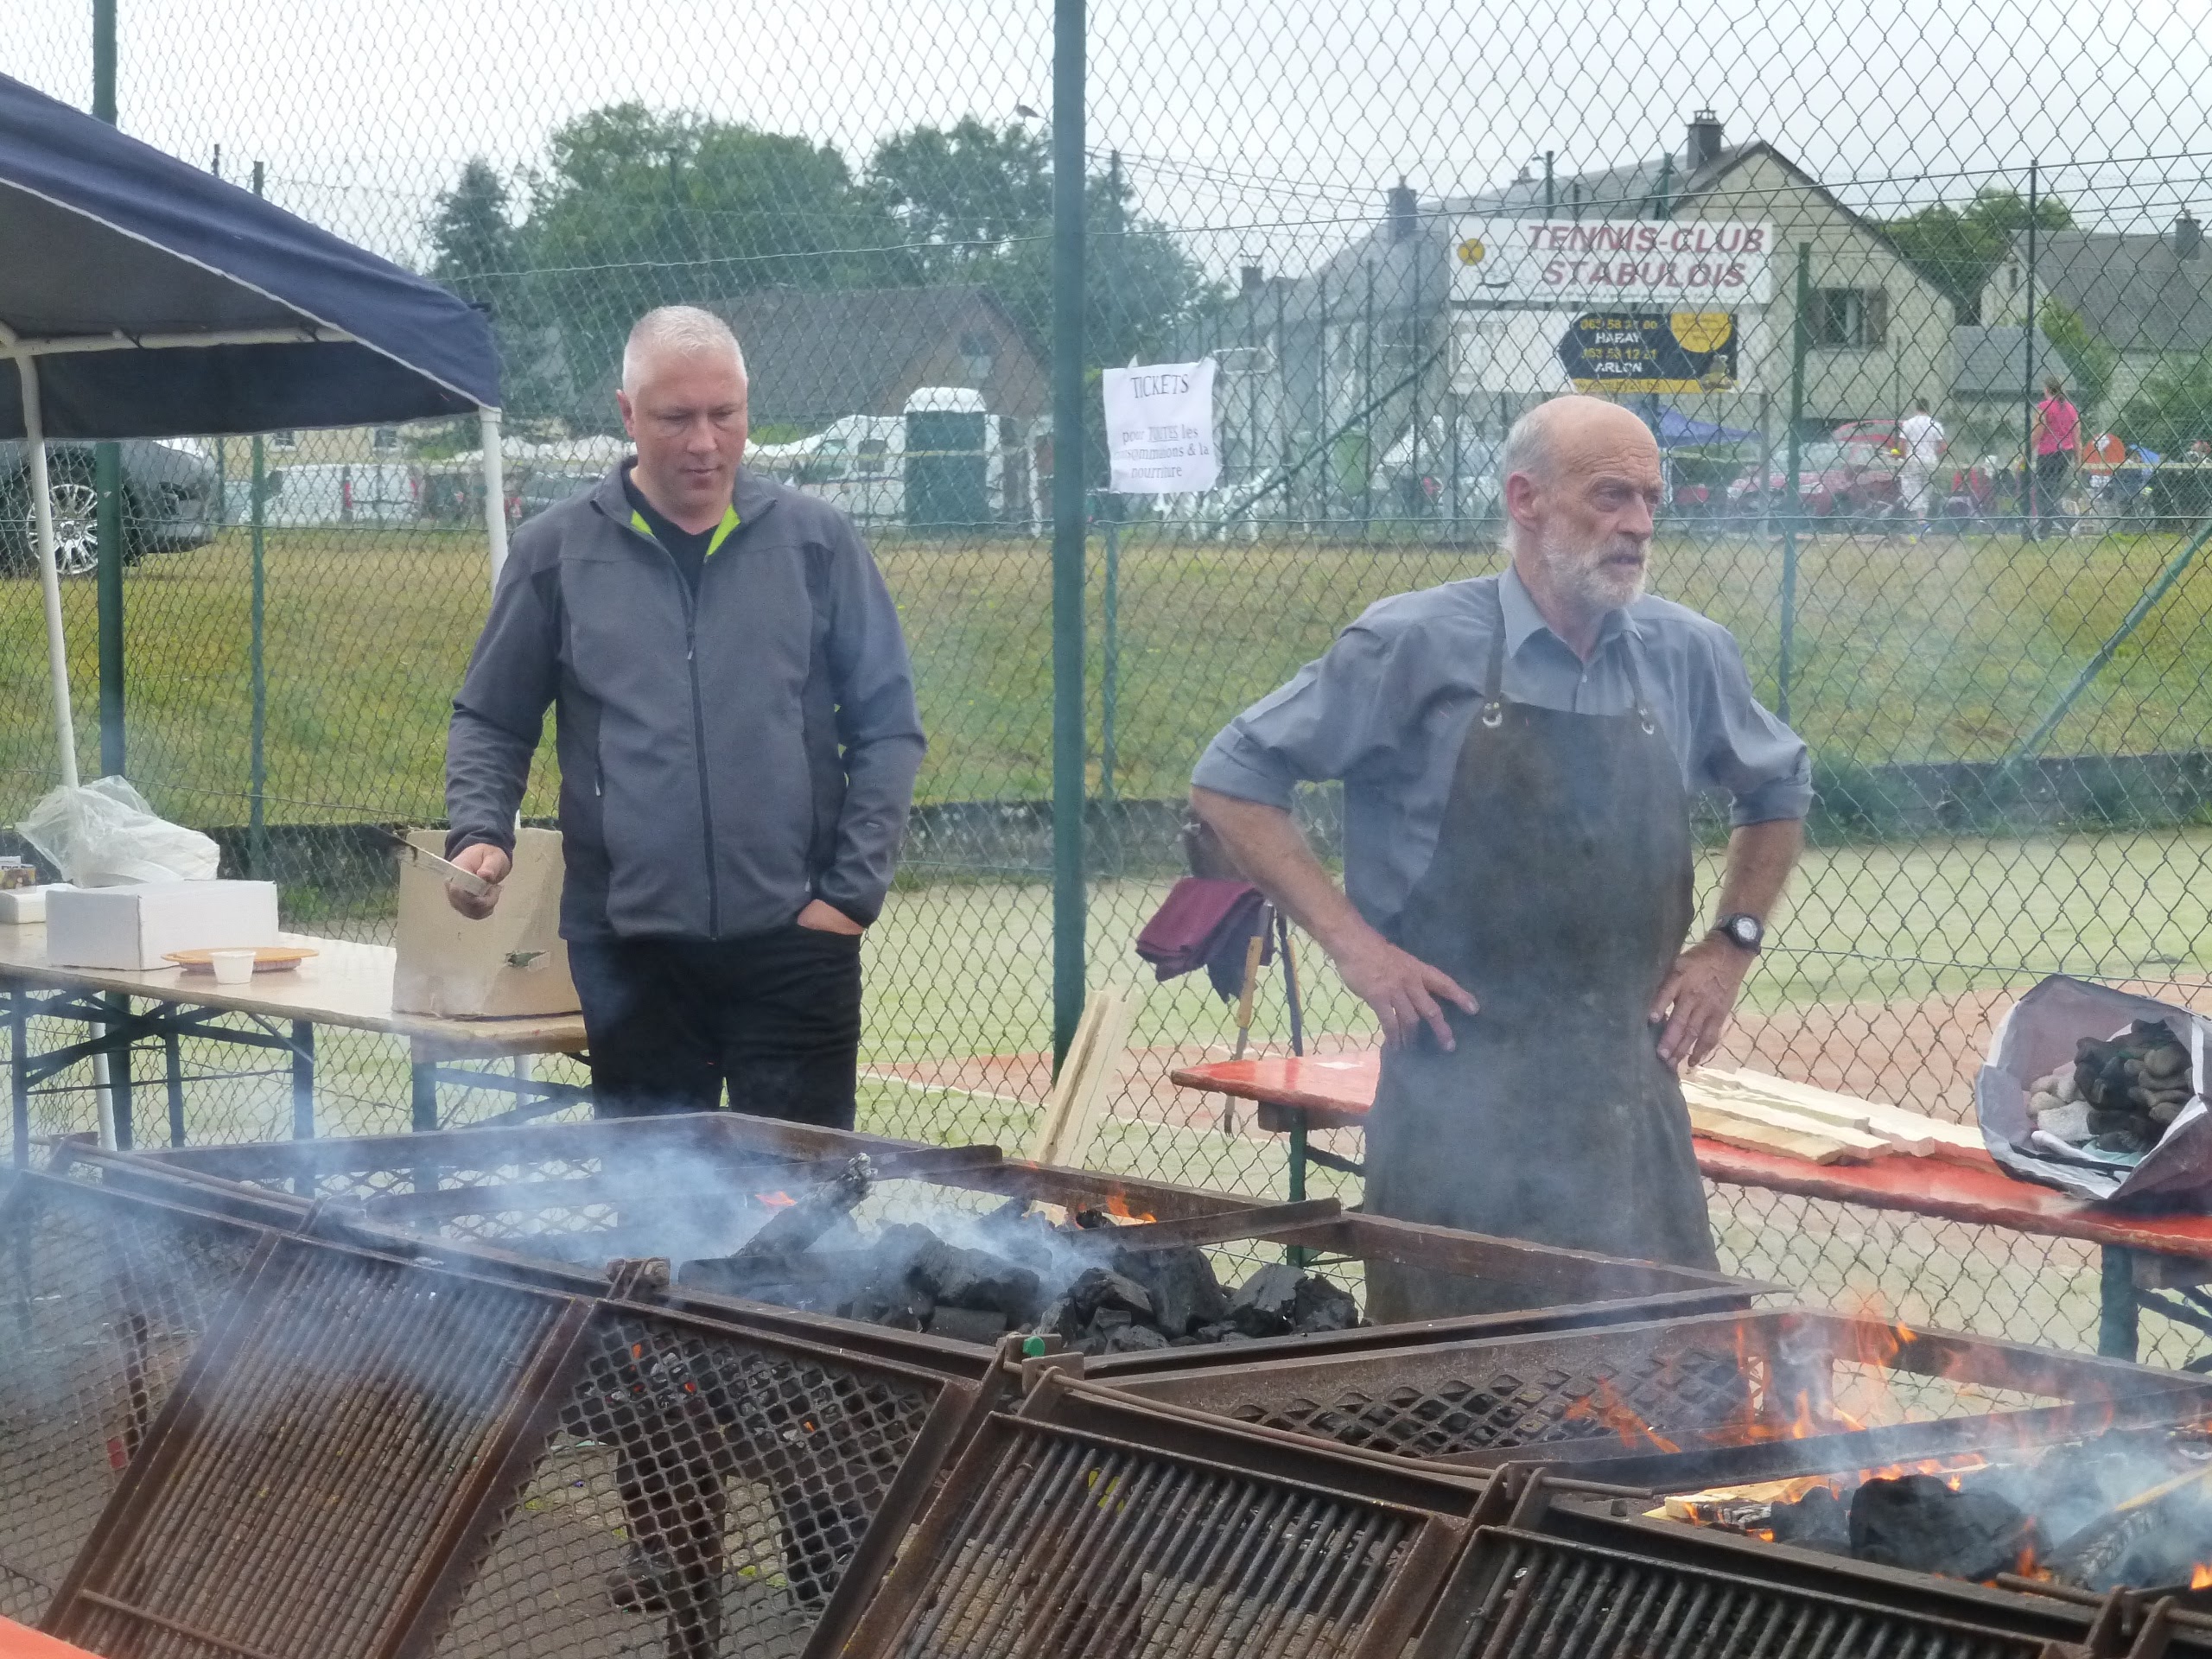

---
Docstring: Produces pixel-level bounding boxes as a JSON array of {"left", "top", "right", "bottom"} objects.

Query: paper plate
[{"left": 164, "top": 946, "right": 319, "bottom": 974}]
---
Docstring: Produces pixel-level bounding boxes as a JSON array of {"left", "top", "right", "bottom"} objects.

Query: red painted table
[{"left": 1171, "top": 1052, "right": 2212, "bottom": 1363}]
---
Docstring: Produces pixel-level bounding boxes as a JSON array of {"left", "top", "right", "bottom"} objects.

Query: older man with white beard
[{"left": 1190, "top": 394, "right": 1808, "bottom": 1313}]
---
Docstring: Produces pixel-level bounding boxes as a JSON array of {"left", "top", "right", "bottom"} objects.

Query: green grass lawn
[{"left": 4, "top": 518, "right": 2210, "bottom": 827}]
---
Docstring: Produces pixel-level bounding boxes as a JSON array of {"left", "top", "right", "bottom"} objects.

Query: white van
[{"left": 749, "top": 389, "right": 1007, "bottom": 525}]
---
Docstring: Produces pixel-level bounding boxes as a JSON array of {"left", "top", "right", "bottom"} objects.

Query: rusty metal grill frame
[
  {"left": 1407, "top": 1477, "right": 2212, "bottom": 1659},
  {"left": 86, "top": 1116, "right": 1770, "bottom": 1380},
  {"left": 1105, "top": 1306, "right": 2212, "bottom": 1489},
  {"left": 839, "top": 1371, "right": 1484, "bottom": 1659},
  {"left": 11, "top": 1168, "right": 982, "bottom": 1659},
  {"left": 0, "top": 1172, "right": 277, "bottom": 1630}
]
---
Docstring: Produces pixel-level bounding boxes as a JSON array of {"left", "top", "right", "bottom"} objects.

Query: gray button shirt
[{"left": 1192, "top": 566, "right": 1811, "bottom": 926}]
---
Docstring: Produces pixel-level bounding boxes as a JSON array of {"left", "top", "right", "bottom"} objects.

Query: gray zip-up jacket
[{"left": 445, "top": 464, "right": 925, "bottom": 940}]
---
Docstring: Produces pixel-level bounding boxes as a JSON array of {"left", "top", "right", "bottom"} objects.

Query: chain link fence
[{"left": 5, "top": 2, "right": 2212, "bottom": 1363}]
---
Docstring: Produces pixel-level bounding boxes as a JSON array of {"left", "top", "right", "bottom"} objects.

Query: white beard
[{"left": 1537, "top": 525, "right": 1646, "bottom": 613}]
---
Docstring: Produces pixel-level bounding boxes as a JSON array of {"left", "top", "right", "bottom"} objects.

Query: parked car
[
  {"left": 1725, "top": 436, "right": 1904, "bottom": 524},
  {"left": 513, "top": 467, "right": 601, "bottom": 524},
  {"left": 0, "top": 438, "right": 219, "bottom": 575}
]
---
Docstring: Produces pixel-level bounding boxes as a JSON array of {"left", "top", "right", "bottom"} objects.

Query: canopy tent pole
[
  {"left": 11, "top": 348, "right": 79, "bottom": 790},
  {"left": 478, "top": 406, "right": 508, "bottom": 588}
]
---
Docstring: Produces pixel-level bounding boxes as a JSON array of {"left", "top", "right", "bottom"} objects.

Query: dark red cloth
[{"left": 1135, "top": 877, "right": 1274, "bottom": 999}]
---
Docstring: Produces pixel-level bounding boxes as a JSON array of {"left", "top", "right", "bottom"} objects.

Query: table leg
[
  {"left": 8, "top": 986, "right": 27, "bottom": 1169},
  {"left": 411, "top": 1062, "right": 439, "bottom": 1134},
  {"left": 107, "top": 993, "right": 134, "bottom": 1151},
  {"left": 164, "top": 1029, "right": 186, "bottom": 1147},
  {"left": 1288, "top": 1107, "right": 1308, "bottom": 1204},
  {"left": 2100, "top": 1245, "right": 2139, "bottom": 1363},
  {"left": 290, "top": 1020, "right": 315, "bottom": 1141}
]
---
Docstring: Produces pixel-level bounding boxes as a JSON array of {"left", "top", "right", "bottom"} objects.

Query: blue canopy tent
[
  {"left": 1655, "top": 405, "right": 1756, "bottom": 448},
  {"left": 0, "top": 71, "right": 502, "bottom": 788}
]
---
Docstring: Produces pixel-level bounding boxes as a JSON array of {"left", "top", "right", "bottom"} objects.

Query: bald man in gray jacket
[{"left": 444, "top": 306, "right": 925, "bottom": 1125}]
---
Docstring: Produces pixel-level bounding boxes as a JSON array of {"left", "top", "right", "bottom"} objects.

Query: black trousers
[{"left": 568, "top": 925, "right": 862, "bottom": 1128}]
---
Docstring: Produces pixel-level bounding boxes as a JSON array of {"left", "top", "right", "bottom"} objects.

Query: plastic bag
[{"left": 17, "top": 776, "right": 221, "bottom": 887}]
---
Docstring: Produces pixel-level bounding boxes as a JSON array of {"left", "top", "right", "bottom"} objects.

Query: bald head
[
  {"left": 621, "top": 305, "right": 747, "bottom": 393},
  {"left": 1501, "top": 395, "right": 1664, "bottom": 653}
]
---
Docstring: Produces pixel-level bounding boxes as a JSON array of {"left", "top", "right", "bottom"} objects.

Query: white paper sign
[
  {"left": 1451, "top": 219, "right": 1773, "bottom": 307},
  {"left": 1103, "top": 359, "right": 1218, "bottom": 493}
]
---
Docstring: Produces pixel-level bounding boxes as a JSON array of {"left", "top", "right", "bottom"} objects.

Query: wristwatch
[{"left": 1713, "top": 912, "right": 1764, "bottom": 954}]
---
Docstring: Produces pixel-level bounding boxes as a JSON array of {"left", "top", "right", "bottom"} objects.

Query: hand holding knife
[{"left": 383, "top": 830, "right": 500, "bottom": 907}]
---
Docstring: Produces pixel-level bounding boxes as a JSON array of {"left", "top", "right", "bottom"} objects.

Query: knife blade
[{"left": 385, "top": 831, "right": 495, "bottom": 899}]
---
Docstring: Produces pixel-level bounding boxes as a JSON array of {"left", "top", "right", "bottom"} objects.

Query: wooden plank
[
  {"left": 1027, "top": 989, "right": 1133, "bottom": 1168},
  {"left": 1692, "top": 1066, "right": 1986, "bottom": 1162},
  {"left": 1680, "top": 1085, "right": 1893, "bottom": 1157},
  {"left": 1686, "top": 1105, "right": 1867, "bottom": 1165}
]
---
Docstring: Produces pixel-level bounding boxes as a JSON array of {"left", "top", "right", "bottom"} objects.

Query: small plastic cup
[{"left": 208, "top": 948, "right": 258, "bottom": 986}]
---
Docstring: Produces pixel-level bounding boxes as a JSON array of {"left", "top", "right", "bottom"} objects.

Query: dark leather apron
[{"left": 1364, "top": 584, "right": 1718, "bottom": 1321}]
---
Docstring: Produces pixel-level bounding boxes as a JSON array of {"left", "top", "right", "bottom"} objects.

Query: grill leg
[
  {"left": 108, "top": 993, "right": 134, "bottom": 1150},
  {"left": 164, "top": 1028, "right": 185, "bottom": 1146},
  {"left": 290, "top": 1020, "right": 315, "bottom": 1140},
  {"left": 2101, "top": 1245, "right": 2139, "bottom": 1362},
  {"left": 411, "top": 1061, "right": 439, "bottom": 1133}
]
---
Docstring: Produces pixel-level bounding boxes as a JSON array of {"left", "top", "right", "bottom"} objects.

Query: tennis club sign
[{"left": 1452, "top": 219, "right": 1774, "bottom": 308}]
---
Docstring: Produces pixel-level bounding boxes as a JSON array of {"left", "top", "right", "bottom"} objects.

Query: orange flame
[
  {"left": 1563, "top": 1381, "right": 1684, "bottom": 1454},
  {"left": 1100, "top": 1191, "right": 1157, "bottom": 1224},
  {"left": 2193, "top": 1564, "right": 2212, "bottom": 1591},
  {"left": 756, "top": 1191, "right": 798, "bottom": 1208}
]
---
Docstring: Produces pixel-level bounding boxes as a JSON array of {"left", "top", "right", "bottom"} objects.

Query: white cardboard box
[
  {"left": 394, "top": 828, "right": 578, "bottom": 1018},
  {"left": 45, "top": 880, "right": 280, "bottom": 970},
  {"left": 0, "top": 883, "right": 70, "bottom": 925}
]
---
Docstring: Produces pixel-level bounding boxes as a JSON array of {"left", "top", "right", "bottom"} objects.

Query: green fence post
[
  {"left": 249, "top": 161, "right": 270, "bottom": 879},
  {"left": 93, "top": 0, "right": 124, "bottom": 778},
  {"left": 1102, "top": 516, "right": 1119, "bottom": 807},
  {"left": 1050, "top": 0, "right": 1087, "bottom": 1071},
  {"left": 2024, "top": 160, "right": 2040, "bottom": 539},
  {"left": 1779, "top": 243, "right": 1810, "bottom": 725}
]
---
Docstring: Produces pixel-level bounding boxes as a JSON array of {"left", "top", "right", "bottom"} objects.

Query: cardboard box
[
  {"left": 0, "top": 883, "right": 69, "bottom": 925},
  {"left": 45, "top": 880, "right": 279, "bottom": 970},
  {"left": 394, "top": 828, "right": 578, "bottom": 1019}
]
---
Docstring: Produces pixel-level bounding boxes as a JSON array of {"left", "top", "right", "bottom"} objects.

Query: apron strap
[{"left": 1484, "top": 579, "right": 1658, "bottom": 735}]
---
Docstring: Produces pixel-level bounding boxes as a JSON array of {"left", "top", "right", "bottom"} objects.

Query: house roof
[
  {"left": 1952, "top": 324, "right": 2060, "bottom": 397},
  {"left": 1283, "top": 140, "right": 1903, "bottom": 323},
  {"left": 2005, "top": 228, "right": 2212, "bottom": 354},
  {"left": 703, "top": 284, "right": 1029, "bottom": 423}
]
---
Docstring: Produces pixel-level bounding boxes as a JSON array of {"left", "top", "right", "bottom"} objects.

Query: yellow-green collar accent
[{"left": 629, "top": 504, "right": 741, "bottom": 556}]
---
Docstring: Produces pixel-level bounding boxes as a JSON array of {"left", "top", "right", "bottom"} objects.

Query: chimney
[
  {"left": 1686, "top": 109, "right": 1724, "bottom": 171},
  {"left": 1240, "top": 263, "right": 1265, "bottom": 295},
  {"left": 1386, "top": 177, "right": 1417, "bottom": 243},
  {"left": 2176, "top": 208, "right": 2203, "bottom": 262}
]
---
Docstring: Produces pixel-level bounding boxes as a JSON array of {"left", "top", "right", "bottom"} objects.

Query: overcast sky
[{"left": 10, "top": 0, "right": 2211, "bottom": 275}]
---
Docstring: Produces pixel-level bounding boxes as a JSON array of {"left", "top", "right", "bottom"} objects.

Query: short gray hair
[
  {"left": 621, "top": 305, "right": 747, "bottom": 391},
  {"left": 1501, "top": 400, "right": 1564, "bottom": 486}
]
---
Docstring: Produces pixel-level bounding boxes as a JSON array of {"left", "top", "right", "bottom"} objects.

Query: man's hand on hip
[
  {"left": 1334, "top": 927, "right": 1477, "bottom": 1052},
  {"left": 443, "top": 843, "right": 511, "bottom": 919},
  {"left": 1650, "top": 934, "right": 1753, "bottom": 1069},
  {"left": 796, "top": 899, "right": 865, "bottom": 936}
]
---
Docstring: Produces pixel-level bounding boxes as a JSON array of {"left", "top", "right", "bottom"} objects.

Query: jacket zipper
[{"left": 625, "top": 515, "right": 721, "bottom": 935}]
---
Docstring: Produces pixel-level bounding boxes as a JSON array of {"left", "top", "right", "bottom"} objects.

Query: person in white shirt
[{"left": 1897, "top": 397, "right": 1947, "bottom": 536}]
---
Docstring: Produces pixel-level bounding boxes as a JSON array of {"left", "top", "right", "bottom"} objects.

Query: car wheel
[{"left": 7, "top": 466, "right": 137, "bottom": 575}]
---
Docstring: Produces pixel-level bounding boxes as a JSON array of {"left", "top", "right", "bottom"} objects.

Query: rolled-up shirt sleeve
[
  {"left": 1688, "top": 625, "right": 1813, "bottom": 824},
  {"left": 1192, "top": 620, "right": 1410, "bottom": 806}
]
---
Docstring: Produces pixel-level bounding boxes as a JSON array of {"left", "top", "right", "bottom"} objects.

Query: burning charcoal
[
  {"left": 1033, "top": 1298, "right": 1081, "bottom": 1341},
  {"left": 1089, "top": 1306, "right": 1135, "bottom": 1335},
  {"left": 907, "top": 1238, "right": 1045, "bottom": 1323},
  {"left": 1768, "top": 1487, "right": 1851, "bottom": 1554},
  {"left": 927, "top": 1304, "right": 1013, "bottom": 1345},
  {"left": 1193, "top": 1322, "right": 1232, "bottom": 1343},
  {"left": 1112, "top": 1246, "right": 1230, "bottom": 1337},
  {"left": 1101, "top": 1324, "right": 1171, "bottom": 1355},
  {"left": 1224, "top": 1262, "right": 1304, "bottom": 1338},
  {"left": 1065, "top": 1267, "right": 1154, "bottom": 1325},
  {"left": 845, "top": 1286, "right": 932, "bottom": 1332},
  {"left": 1848, "top": 1475, "right": 2041, "bottom": 1582},
  {"left": 1290, "top": 1274, "right": 1362, "bottom": 1334},
  {"left": 722, "top": 1156, "right": 874, "bottom": 1267}
]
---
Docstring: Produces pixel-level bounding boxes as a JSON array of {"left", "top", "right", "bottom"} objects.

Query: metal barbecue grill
[
  {"left": 1408, "top": 1476, "right": 2212, "bottom": 1659},
  {"left": 87, "top": 1115, "right": 1769, "bottom": 1380},
  {"left": 4, "top": 1167, "right": 982, "bottom": 1659},
  {"left": 836, "top": 1370, "right": 1485, "bottom": 1659},
  {"left": 1107, "top": 1307, "right": 2212, "bottom": 1489},
  {"left": 0, "top": 1175, "right": 268, "bottom": 1627}
]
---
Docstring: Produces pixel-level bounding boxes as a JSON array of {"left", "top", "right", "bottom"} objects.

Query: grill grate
[
  {"left": 0, "top": 1177, "right": 268, "bottom": 1627},
  {"left": 1415, "top": 1528, "right": 2056, "bottom": 1659},
  {"left": 430, "top": 1307, "right": 952, "bottom": 1659},
  {"left": 840, "top": 1375, "right": 1475, "bottom": 1659}
]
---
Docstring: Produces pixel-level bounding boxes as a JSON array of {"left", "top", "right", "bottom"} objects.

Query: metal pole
[
  {"left": 93, "top": 0, "right": 124, "bottom": 779},
  {"left": 1362, "top": 264, "right": 1375, "bottom": 533},
  {"left": 1543, "top": 151, "right": 1554, "bottom": 219},
  {"left": 1316, "top": 276, "right": 1330, "bottom": 524},
  {"left": 1757, "top": 389, "right": 1772, "bottom": 539},
  {"left": 1780, "top": 244, "right": 1810, "bottom": 725},
  {"left": 16, "top": 354, "right": 79, "bottom": 790},
  {"left": 249, "top": 167, "right": 268, "bottom": 877},
  {"left": 479, "top": 406, "right": 509, "bottom": 588},
  {"left": 2024, "top": 161, "right": 2040, "bottom": 540},
  {"left": 1049, "top": 0, "right": 1087, "bottom": 1070},
  {"left": 1275, "top": 276, "right": 1291, "bottom": 524},
  {"left": 1102, "top": 518, "right": 1118, "bottom": 806}
]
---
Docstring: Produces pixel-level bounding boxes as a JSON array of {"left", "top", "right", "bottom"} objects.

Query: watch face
[{"left": 1726, "top": 916, "right": 1761, "bottom": 947}]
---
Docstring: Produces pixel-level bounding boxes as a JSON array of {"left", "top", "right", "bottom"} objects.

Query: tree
[
  {"left": 428, "top": 161, "right": 562, "bottom": 420},
  {"left": 867, "top": 118, "right": 1050, "bottom": 276},
  {"left": 518, "top": 103, "right": 905, "bottom": 418},
  {"left": 2117, "top": 347, "right": 2212, "bottom": 456},
  {"left": 2039, "top": 297, "right": 2115, "bottom": 412},
  {"left": 1884, "top": 187, "right": 2073, "bottom": 322}
]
